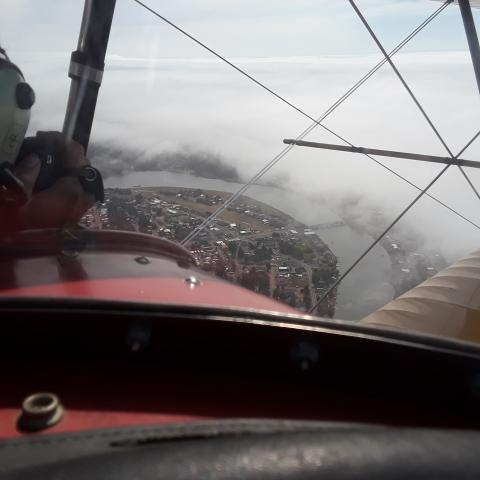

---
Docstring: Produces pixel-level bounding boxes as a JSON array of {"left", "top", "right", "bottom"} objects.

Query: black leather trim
[{"left": 2, "top": 420, "right": 480, "bottom": 479}]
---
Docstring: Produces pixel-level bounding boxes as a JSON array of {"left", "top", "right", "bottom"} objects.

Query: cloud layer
[
  {"left": 10, "top": 49, "right": 477, "bottom": 262},
  {"left": 1, "top": 0, "right": 479, "bottom": 267}
]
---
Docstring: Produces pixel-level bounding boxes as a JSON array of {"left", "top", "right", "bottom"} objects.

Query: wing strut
[
  {"left": 459, "top": 0, "right": 480, "bottom": 95},
  {"left": 63, "top": 0, "right": 117, "bottom": 151},
  {"left": 282, "top": 139, "right": 480, "bottom": 169}
]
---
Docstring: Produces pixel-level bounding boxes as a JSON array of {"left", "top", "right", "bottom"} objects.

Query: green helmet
[{"left": 0, "top": 48, "right": 35, "bottom": 166}]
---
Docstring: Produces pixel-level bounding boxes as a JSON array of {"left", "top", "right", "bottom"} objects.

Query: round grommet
[{"left": 17, "top": 392, "right": 64, "bottom": 432}]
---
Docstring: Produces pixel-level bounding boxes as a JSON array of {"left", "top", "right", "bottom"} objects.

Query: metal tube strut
[
  {"left": 459, "top": 0, "right": 480, "bottom": 94},
  {"left": 63, "top": 0, "right": 116, "bottom": 151},
  {"left": 283, "top": 139, "right": 480, "bottom": 169}
]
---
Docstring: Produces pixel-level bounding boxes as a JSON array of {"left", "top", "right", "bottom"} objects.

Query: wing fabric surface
[{"left": 362, "top": 250, "right": 480, "bottom": 342}]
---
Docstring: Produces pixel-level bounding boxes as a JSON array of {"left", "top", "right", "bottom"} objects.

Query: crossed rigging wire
[
  {"left": 132, "top": 0, "right": 480, "bottom": 247},
  {"left": 459, "top": 165, "right": 480, "bottom": 201},
  {"left": 132, "top": 0, "right": 480, "bottom": 314},
  {"left": 310, "top": 128, "right": 480, "bottom": 313},
  {"left": 309, "top": 0, "right": 480, "bottom": 314},
  {"left": 348, "top": 0, "right": 480, "bottom": 205}
]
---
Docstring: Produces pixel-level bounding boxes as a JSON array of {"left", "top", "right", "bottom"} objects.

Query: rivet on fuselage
[
  {"left": 185, "top": 276, "right": 201, "bottom": 286},
  {"left": 135, "top": 256, "right": 150, "bottom": 265}
]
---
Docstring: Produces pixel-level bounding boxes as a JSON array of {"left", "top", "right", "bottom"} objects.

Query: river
[{"left": 106, "top": 171, "right": 394, "bottom": 320}]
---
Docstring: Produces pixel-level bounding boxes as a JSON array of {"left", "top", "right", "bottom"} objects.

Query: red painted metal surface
[
  {"left": 0, "top": 229, "right": 297, "bottom": 314},
  {"left": 0, "top": 276, "right": 297, "bottom": 313},
  {"left": 0, "top": 230, "right": 301, "bottom": 439},
  {"left": 0, "top": 366, "right": 470, "bottom": 439},
  {"left": 0, "top": 410, "right": 203, "bottom": 439}
]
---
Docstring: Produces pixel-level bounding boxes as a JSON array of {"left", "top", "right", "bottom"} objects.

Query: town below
[{"left": 82, "top": 186, "right": 339, "bottom": 316}]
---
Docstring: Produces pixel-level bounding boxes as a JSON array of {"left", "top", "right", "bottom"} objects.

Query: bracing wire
[
  {"left": 307, "top": 1, "right": 480, "bottom": 314},
  {"left": 348, "top": 0, "right": 480, "bottom": 204},
  {"left": 458, "top": 129, "right": 480, "bottom": 202},
  {"left": 352, "top": 0, "right": 480, "bottom": 210},
  {"left": 348, "top": 0, "right": 480, "bottom": 229},
  {"left": 308, "top": 128, "right": 480, "bottom": 314},
  {"left": 348, "top": 0, "right": 455, "bottom": 158},
  {"left": 168, "top": 0, "right": 480, "bottom": 244},
  {"left": 132, "top": 0, "right": 346, "bottom": 146},
  {"left": 131, "top": 0, "right": 480, "bottom": 248},
  {"left": 308, "top": 0, "right": 453, "bottom": 124},
  {"left": 459, "top": 165, "right": 480, "bottom": 201},
  {"left": 309, "top": 165, "right": 451, "bottom": 314},
  {"left": 456, "top": 128, "right": 480, "bottom": 160}
]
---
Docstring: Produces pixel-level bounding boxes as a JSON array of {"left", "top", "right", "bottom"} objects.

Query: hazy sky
[
  {"left": 1, "top": 0, "right": 477, "bottom": 56},
  {"left": 1, "top": 0, "right": 480, "bottom": 261}
]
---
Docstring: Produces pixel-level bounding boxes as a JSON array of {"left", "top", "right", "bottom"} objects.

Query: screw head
[
  {"left": 290, "top": 341, "right": 320, "bottom": 372},
  {"left": 135, "top": 256, "right": 150, "bottom": 265}
]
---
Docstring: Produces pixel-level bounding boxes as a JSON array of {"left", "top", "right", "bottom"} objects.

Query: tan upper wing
[{"left": 362, "top": 249, "right": 480, "bottom": 343}]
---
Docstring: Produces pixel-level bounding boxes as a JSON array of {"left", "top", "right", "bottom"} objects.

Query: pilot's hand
[{"left": 1, "top": 132, "right": 95, "bottom": 232}]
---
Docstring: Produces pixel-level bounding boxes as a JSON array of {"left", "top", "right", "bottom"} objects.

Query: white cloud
[{"left": 2, "top": 1, "right": 479, "bottom": 267}]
